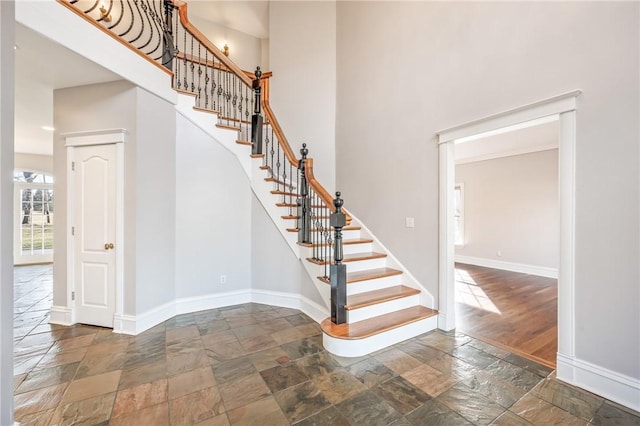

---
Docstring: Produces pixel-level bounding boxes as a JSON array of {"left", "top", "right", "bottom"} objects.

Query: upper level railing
[{"left": 59, "top": 0, "right": 349, "bottom": 323}]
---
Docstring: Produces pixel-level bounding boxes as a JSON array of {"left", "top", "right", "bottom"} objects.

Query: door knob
[{"left": 104, "top": 243, "right": 114, "bottom": 250}]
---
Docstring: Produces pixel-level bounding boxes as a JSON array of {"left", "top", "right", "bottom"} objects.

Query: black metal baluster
[
  {"left": 330, "top": 192, "right": 347, "bottom": 324},
  {"left": 197, "top": 43, "right": 202, "bottom": 107},
  {"left": 251, "top": 67, "right": 263, "bottom": 155},
  {"left": 204, "top": 50, "right": 209, "bottom": 109},
  {"left": 190, "top": 37, "right": 195, "bottom": 93}
]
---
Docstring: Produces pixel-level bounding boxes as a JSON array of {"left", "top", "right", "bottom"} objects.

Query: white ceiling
[
  {"left": 185, "top": 1, "right": 270, "bottom": 39},
  {"left": 15, "top": 23, "right": 121, "bottom": 156},
  {"left": 454, "top": 119, "right": 559, "bottom": 164}
]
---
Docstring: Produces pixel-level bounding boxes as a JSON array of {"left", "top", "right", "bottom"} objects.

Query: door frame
[
  {"left": 436, "top": 90, "right": 581, "bottom": 371},
  {"left": 65, "top": 129, "right": 126, "bottom": 328}
]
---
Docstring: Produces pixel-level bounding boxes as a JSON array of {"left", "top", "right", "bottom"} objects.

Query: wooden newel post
[
  {"left": 251, "top": 66, "right": 263, "bottom": 155},
  {"left": 330, "top": 192, "right": 347, "bottom": 325},
  {"left": 297, "top": 143, "right": 311, "bottom": 244},
  {"left": 162, "top": 0, "right": 176, "bottom": 71}
]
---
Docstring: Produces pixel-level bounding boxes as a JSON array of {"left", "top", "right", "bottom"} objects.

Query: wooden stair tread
[
  {"left": 317, "top": 267, "right": 402, "bottom": 284},
  {"left": 286, "top": 226, "right": 361, "bottom": 233},
  {"left": 346, "top": 285, "right": 420, "bottom": 310},
  {"left": 306, "top": 252, "right": 387, "bottom": 265},
  {"left": 271, "top": 190, "right": 299, "bottom": 196},
  {"left": 216, "top": 123, "right": 241, "bottom": 131},
  {"left": 321, "top": 306, "right": 438, "bottom": 340},
  {"left": 313, "top": 238, "right": 372, "bottom": 248},
  {"left": 193, "top": 106, "right": 220, "bottom": 115},
  {"left": 236, "top": 140, "right": 252, "bottom": 146}
]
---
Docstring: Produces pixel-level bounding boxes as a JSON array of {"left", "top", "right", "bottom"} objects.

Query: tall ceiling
[
  {"left": 15, "top": 23, "right": 120, "bottom": 156},
  {"left": 185, "top": 1, "right": 269, "bottom": 39},
  {"left": 16, "top": 2, "right": 556, "bottom": 162}
]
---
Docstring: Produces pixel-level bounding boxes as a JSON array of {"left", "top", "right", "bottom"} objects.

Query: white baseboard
[
  {"left": 113, "top": 313, "right": 138, "bottom": 335},
  {"left": 455, "top": 255, "right": 558, "bottom": 278},
  {"left": 49, "top": 305, "right": 73, "bottom": 326},
  {"left": 176, "top": 290, "right": 251, "bottom": 316},
  {"left": 111, "top": 289, "right": 329, "bottom": 336},
  {"left": 557, "top": 353, "right": 640, "bottom": 412}
]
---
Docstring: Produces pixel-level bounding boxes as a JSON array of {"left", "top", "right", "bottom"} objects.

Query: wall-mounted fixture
[
  {"left": 99, "top": 3, "right": 112, "bottom": 23},
  {"left": 222, "top": 43, "right": 229, "bottom": 57}
]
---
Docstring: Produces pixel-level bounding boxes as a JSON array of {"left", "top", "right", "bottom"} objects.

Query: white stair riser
[
  {"left": 343, "top": 257, "right": 387, "bottom": 272},
  {"left": 346, "top": 294, "right": 420, "bottom": 324},
  {"left": 342, "top": 242, "right": 373, "bottom": 255},
  {"left": 346, "top": 275, "right": 403, "bottom": 294},
  {"left": 323, "top": 315, "right": 438, "bottom": 357}
]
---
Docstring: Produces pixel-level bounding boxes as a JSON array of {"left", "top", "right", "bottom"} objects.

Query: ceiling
[
  {"left": 16, "top": 5, "right": 556, "bottom": 162},
  {"left": 15, "top": 23, "right": 121, "bottom": 156},
  {"left": 454, "top": 118, "right": 559, "bottom": 164},
  {"left": 185, "top": 1, "right": 270, "bottom": 39}
]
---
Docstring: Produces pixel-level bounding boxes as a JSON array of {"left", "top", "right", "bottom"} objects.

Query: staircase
[{"left": 57, "top": 0, "right": 438, "bottom": 357}]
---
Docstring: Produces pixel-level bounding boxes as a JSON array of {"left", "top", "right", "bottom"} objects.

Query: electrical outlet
[
  {"left": 405, "top": 217, "right": 415, "bottom": 228},
  {"left": 220, "top": 275, "right": 227, "bottom": 284},
  {"left": 496, "top": 250, "right": 502, "bottom": 257}
]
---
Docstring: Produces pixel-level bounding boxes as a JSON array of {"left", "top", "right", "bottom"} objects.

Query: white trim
[
  {"left": 557, "top": 111, "right": 576, "bottom": 360},
  {"left": 557, "top": 353, "right": 640, "bottom": 412},
  {"left": 438, "top": 139, "right": 456, "bottom": 331},
  {"left": 177, "top": 290, "right": 252, "bottom": 316},
  {"left": 437, "top": 90, "right": 580, "bottom": 369},
  {"left": 455, "top": 255, "right": 558, "bottom": 279},
  {"left": 65, "top": 129, "right": 127, "bottom": 330},
  {"left": 49, "top": 305, "right": 73, "bottom": 326},
  {"left": 455, "top": 144, "right": 558, "bottom": 165},
  {"left": 437, "top": 90, "right": 581, "bottom": 143},
  {"left": 113, "top": 313, "right": 138, "bottom": 335},
  {"left": 111, "top": 289, "right": 329, "bottom": 336},
  {"left": 63, "top": 128, "right": 128, "bottom": 147}
]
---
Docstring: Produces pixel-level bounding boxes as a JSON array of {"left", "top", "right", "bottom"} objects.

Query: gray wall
[
  {"left": 269, "top": 1, "right": 336, "bottom": 193},
  {"left": 54, "top": 80, "right": 138, "bottom": 312},
  {"left": 174, "top": 113, "right": 252, "bottom": 297},
  {"left": 134, "top": 88, "right": 176, "bottom": 314},
  {"left": 54, "top": 82, "right": 178, "bottom": 317},
  {"left": 251, "top": 193, "right": 324, "bottom": 306},
  {"left": 335, "top": 2, "right": 639, "bottom": 379},
  {"left": 455, "top": 150, "right": 559, "bottom": 269},
  {"left": 188, "top": 16, "right": 263, "bottom": 72}
]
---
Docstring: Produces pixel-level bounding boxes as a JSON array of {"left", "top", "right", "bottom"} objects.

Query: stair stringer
[
  {"left": 174, "top": 89, "right": 438, "bottom": 354},
  {"left": 344, "top": 211, "right": 436, "bottom": 309}
]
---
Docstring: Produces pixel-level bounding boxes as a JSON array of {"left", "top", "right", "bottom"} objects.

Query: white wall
[
  {"left": 0, "top": 2, "right": 14, "bottom": 423},
  {"left": 336, "top": 1, "right": 639, "bottom": 384},
  {"left": 188, "top": 15, "right": 263, "bottom": 72},
  {"left": 14, "top": 153, "right": 53, "bottom": 174},
  {"left": 135, "top": 88, "right": 176, "bottom": 314},
  {"left": 455, "top": 150, "right": 558, "bottom": 271},
  {"left": 269, "top": 1, "right": 336, "bottom": 193},
  {"left": 175, "top": 113, "right": 252, "bottom": 298}
]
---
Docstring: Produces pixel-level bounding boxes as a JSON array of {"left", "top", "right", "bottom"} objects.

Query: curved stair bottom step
[{"left": 322, "top": 312, "right": 438, "bottom": 358}]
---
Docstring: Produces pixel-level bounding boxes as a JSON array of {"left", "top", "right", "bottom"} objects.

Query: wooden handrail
[
  {"left": 262, "top": 101, "right": 298, "bottom": 168},
  {"left": 174, "top": 2, "right": 252, "bottom": 87},
  {"left": 305, "top": 158, "right": 351, "bottom": 222}
]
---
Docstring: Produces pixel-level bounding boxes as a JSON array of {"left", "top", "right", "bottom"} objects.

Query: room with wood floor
[{"left": 453, "top": 119, "right": 560, "bottom": 368}]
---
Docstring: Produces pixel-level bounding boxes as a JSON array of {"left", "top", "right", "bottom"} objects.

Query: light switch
[{"left": 405, "top": 217, "right": 415, "bottom": 228}]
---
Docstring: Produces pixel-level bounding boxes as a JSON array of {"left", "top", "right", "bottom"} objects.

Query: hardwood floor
[{"left": 454, "top": 263, "right": 558, "bottom": 368}]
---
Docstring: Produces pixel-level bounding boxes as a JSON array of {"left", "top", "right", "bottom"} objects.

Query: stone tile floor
[{"left": 12, "top": 265, "right": 640, "bottom": 425}]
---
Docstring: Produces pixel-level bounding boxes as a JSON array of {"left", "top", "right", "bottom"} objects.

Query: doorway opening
[
  {"left": 452, "top": 117, "right": 559, "bottom": 367},
  {"left": 437, "top": 90, "right": 580, "bottom": 374}
]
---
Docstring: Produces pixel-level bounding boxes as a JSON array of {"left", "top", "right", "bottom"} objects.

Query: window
[
  {"left": 454, "top": 183, "right": 464, "bottom": 246},
  {"left": 14, "top": 171, "right": 54, "bottom": 264}
]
